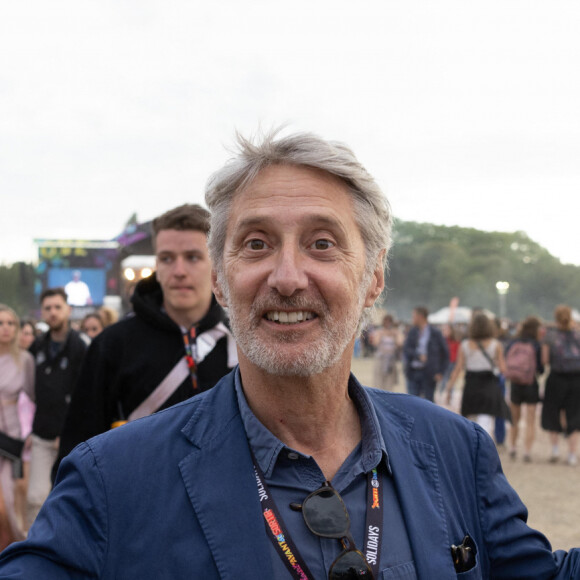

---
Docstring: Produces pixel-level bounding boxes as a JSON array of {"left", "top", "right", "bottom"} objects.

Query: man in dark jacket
[
  {"left": 403, "top": 306, "right": 449, "bottom": 402},
  {"left": 55, "top": 204, "right": 237, "bottom": 474},
  {"left": 27, "top": 287, "right": 88, "bottom": 527}
]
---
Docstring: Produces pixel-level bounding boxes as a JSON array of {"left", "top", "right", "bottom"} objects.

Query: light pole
[{"left": 495, "top": 281, "right": 510, "bottom": 320}]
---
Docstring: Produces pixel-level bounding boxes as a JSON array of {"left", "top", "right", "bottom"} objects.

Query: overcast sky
[{"left": 1, "top": 1, "right": 579, "bottom": 268}]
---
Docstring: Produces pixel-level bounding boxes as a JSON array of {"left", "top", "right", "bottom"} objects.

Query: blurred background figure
[
  {"left": 445, "top": 312, "right": 510, "bottom": 438},
  {"left": 370, "top": 314, "right": 402, "bottom": 390},
  {"left": 505, "top": 316, "right": 544, "bottom": 462},
  {"left": 14, "top": 320, "right": 38, "bottom": 535},
  {"left": 438, "top": 324, "right": 462, "bottom": 398},
  {"left": 17, "top": 321, "right": 36, "bottom": 352},
  {"left": 97, "top": 306, "right": 119, "bottom": 328},
  {"left": 0, "top": 305, "right": 35, "bottom": 550},
  {"left": 492, "top": 319, "right": 511, "bottom": 448},
  {"left": 80, "top": 313, "right": 105, "bottom": 342},
  {"left": 27, "top": 288, "right": 87, "bottom": 529},
  {"left": 64, "top": 270, "right": 92, "bottom": 307},
  {"left": 541, "top": 304, "right": 580, "bottom": 466},
  {"left": 403, "top": 306, "right": 449, "bottom": 402}
]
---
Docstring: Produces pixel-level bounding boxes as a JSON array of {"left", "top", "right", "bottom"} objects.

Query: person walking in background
[
  {"left": 54, "top": 204, "right": 237, "bottom": 477},
  {"left": 493, "top": 318, "right": 511, "bottom": 447},
  {"left": 438, "top": 324, "right": 462, "bottom": 397},
  {"left": 26, "top": 288, "right": 88, "bottom": 528},
  {"left": 97, "top": 306, "right": 118, "bottom": 328},
  {"left": 0, "top": 305, "right": 34, "bottom": 549},
  {"left": 370, "top": 314, "right": 402, "bottom": 390},
  {"left": 403, "top": 306, "right": 449, "bottom": 401},
  {"left": 14, "top": 320, "right": 37, "bottom": 534},
  {"left": 79, "top": 313, "right": 104, "bottom": 341},
  {"left": 505, "top": 316, "right": 544, "bottom": 462},
  {"left": 17, "top": 321, "right": 36, "bottom": 352},
  {"left": 445, "top": 312, "right": 510, "bottom": 438},
  {"left": 541, "top": 304, "right": 580, "bottom": 466}
]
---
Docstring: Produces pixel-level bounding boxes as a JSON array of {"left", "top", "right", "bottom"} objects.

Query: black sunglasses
[{"left": 290, "top": 481, "right": 374, "bottom": 580}]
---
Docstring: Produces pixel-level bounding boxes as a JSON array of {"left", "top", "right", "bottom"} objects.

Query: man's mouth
[{"left": 265, "top": 311, "right": 316, "bottom": 324}]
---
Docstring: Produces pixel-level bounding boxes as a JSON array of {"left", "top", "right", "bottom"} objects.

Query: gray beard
[{"left": 221, "top": 271, "right": 374, "bottom": 377}]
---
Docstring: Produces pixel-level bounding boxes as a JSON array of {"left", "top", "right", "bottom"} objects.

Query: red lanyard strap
[
  {"left": 182, "top": 327, "right": 198, "bottom": 390},
  {"left": 251, "top": 449, "right": 383, "bottom": 579}
]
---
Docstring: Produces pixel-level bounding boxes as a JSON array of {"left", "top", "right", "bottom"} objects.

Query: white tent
[{"left": 428, "top": 306, "right": 496, "bottom": 325}]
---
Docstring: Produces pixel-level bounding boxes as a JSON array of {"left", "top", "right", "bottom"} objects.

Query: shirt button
[{"left": 287, "top": 452, "right": 299, "bottom": 460}]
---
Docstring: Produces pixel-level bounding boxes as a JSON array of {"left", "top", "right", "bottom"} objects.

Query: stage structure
[{"left": 34, "top": 216, "right": 156, "bottom": 319}]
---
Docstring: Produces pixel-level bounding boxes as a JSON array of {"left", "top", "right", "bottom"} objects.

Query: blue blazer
[{"left": 0, "top": 370, "right": 578, "bottom": 579}]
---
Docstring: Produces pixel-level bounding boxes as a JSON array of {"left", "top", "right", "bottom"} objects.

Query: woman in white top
[
  {"left": 445, "top": 312, "right": 509, "bottom": 437},
  {"left": 0, "top": 305, "right": 35, "bottom": 549}
]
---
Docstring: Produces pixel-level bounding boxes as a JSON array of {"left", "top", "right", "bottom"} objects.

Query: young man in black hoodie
[{"left": 54, "top": 204, "right": 237, "bottom": 475}]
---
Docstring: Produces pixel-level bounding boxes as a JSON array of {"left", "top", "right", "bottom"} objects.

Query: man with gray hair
[{"left": 1, "top": 130, "right": 579, "bottom": 578}]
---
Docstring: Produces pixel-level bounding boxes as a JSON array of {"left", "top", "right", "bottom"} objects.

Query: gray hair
[{"left": 205, "top": 129, "right": 393, "bottom": 279}]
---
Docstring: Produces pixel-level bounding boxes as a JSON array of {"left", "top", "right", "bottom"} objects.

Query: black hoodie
[{"left": 56, "top": 274, "right": 235, "bottom": 466}]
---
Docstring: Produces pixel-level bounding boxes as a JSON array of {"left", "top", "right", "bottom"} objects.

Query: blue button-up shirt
[{"left": 235, "top": 370, "right": 414, "bottom": 579}]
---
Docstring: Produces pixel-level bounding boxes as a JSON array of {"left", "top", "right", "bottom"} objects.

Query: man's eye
[
  {"left": 312, "top": 239, "right": 334, "bottom": 250},
  {"left": 246, "top": 239, "right": 267, "bottom": 251},
  {"left": 186, "top": 255, "right": 200, "bottom": 262}
]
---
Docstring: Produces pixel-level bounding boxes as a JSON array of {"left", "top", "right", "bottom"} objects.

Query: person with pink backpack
[{"left": 504, "top": 316, "right": 544, "bottom": 462}]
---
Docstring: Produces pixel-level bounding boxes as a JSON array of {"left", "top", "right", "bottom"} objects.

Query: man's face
[
  {"left": 41, "top": 295, "right": 70, "bottom": 332},
  {"left": 155, "top": 229, "right": 213, "bottom": 325},
  {"left": 213, "top": 164, "right": 384, "bottom": 377},
  {"left": 412, "top": 310, "right": 426, "bottom": 328}
]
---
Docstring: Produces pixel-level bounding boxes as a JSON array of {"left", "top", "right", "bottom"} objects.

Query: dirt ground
[{"left": 351, "top": 357, "right": 580, "bottom": 552}]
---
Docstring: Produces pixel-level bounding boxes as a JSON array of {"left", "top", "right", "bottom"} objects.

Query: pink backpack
[{"left": 505, "top": 341, "right": 536, "bottom": 385}]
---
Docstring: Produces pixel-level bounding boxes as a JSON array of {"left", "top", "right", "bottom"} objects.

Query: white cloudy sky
[{"left": 1, "top": 1, "right": 579, "bottom": 266}]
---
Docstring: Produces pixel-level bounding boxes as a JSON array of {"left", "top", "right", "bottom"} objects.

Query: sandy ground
[{"left": 351, "top": 356, "right": 580, "bottom": 552}]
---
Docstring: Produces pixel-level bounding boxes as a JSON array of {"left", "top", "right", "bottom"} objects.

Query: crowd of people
[
  {"left": 363, "top": 303, "right": 580, "bottom": 467},
  {"left": 1, "top": 129, "right": 579, "bottom": 577},
  {"left": 0, "top": 203, "right": 237, "bottom": 552}
]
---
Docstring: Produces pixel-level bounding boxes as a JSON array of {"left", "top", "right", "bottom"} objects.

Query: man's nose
[
  {"left": 267, "top": 244, "right": 308, "bottom": 297},
  {"left": 172, "top": 257, "right": 187, "bottom": 276}
]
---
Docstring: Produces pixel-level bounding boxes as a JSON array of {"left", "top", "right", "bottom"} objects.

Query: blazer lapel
[
  {"left": 178, "top": 378, "right": 274, "bottom": 579},
  {"left": 383, "top": 409, "right": 459, "bottom": 579}
]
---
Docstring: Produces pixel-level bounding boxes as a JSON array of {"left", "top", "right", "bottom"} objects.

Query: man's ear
[
  {"left": 212, "top": 269, "right": 227, "bottom": 308},
  {"left": 364, "top": 249, "right": 386, "bottom": 308}
]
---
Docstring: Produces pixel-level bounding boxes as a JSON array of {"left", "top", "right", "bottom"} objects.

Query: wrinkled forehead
[{"left": 228, "top": 164, "right": 357, "bottom": 228}]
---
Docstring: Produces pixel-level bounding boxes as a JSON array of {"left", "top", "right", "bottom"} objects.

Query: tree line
[
  {"left": 1, "top": 221, "right": 579, "bottom": 323},
  {"left": 385, "top": 221, "right": 580, "bottom": 323}
]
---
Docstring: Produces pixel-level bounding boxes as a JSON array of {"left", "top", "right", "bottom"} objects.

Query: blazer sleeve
[
  {"left": 473, "top": 424, "right": 580, "bottom": 579},
  {"left": 0, "top": 443, "right": 107, "bottom": 578}
]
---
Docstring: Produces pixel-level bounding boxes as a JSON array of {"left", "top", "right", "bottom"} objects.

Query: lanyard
[
  {"left": 251, "top": 450, "right": 383, "bottom": 579},
  {"left": 182, "top": 327, "right": 198, "bottom": 390}
]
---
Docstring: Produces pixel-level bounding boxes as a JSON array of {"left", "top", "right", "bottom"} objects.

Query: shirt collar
[{"left": 234, "top": 368, "right": 391, "bottom": 478}]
